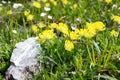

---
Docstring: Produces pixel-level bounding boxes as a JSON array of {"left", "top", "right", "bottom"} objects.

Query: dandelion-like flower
[
  {"left": 31, "top": 25, "right": 39, "bottom": 33},
  {"left": 57, "top": 23, "right": 69, "bottom": 35},
  {"left": 37, "top": 22, "right": 46, "bottom": 28},
  {"left": 110, "top": 30, "right": 119, "bottom": 37},
  {"left": 64, "top": 40, "right": 74, "bottom": 51},
  {"left": 105, "top": 0, "right": 112, "bottom": 4},
  {"left": 111, "top": 15, "right": 120, "bottom": 24},
  {"left": 70, "top": 31, "right": 79, "bottom": 40},
  {"left": 24, "top": 10, "right": 30, "bottom": 16},
  {"left": 7, "top": 10, "right": 12, "bottom": 15},
  {"left": 32, "top": 1, "right": 41, "bottom": 8},
  {"left": 27, "top": 14, "right": 34, "bottom": 21},
  {"left": 39, "top": 30, "right": 55, "bottom": 42}
]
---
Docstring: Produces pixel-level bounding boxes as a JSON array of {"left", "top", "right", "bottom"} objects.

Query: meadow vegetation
[{"left": 0, "top": 0, "right": 120, "bottom": 79}]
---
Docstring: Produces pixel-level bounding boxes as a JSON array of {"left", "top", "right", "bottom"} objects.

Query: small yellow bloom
[
  {"left": 24, "top": 10, "right": 30, "bottom": 16},
  {"left": 45, "top": 3, "right": 50, "bottom": 7},
  {"left": 31, "top": 25, "right": 39, "bottom": 33},
  {"left": 62, "top": 0, "right": 68, "bottom": 5},
  {"left": 73, "top": 4, "right": 78, "bottom": 9},
  {"left": 64, "top": 40, "right": 74, "bottom": 51},
  {"left": 27, "top": 14, "right": 34, "bottom": 21},
  {"left": 105, "top": 0, "right": 112, "bottom": 4},
  {"left": 7, "top": 10, "right": 12, "bottom": 15},
  {"left": 70, "top": 31, "right": 79, "bottom": 40},
  {"left": 0, "top": 7, "right": 2, "bottom": 11},
  {"left": 111, "top": 15, "right": 120, "bottom": 24},
  {"left": 41, "top": 0, "right": 47, "bottom": 2},
  {"left": 48, "top": 23, "right": 58, "bottom": 29},
  {"left": 110, "top": 30, "right": 119, "bottom": 37},
  {"left": 57, "top": 23, "right": 69, "bottom": 35},
  {"left": 33, "top": 1, "right": 41, "bottom": 8},
  {"left": 39, "top": 30, "right": 55, "bottom": 42},
  {"left": 50, "top": 0, "right": 57, "bottom": 6},
  {"left": 37, "top": 22, "right": 46, "bottom": 28}
]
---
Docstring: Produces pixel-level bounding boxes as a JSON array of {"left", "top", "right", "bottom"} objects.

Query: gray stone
[{"left": 6, "top": 37, "right": 42, "bottom": 80}]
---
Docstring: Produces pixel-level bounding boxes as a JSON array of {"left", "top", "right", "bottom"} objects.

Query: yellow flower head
[
  {"left": 73, "top": 4, "right": 78, "bottom": 9},
  {"left": 48, "top": 23, "right": 58, "bottom": 29},
  {"left": 31, "top": 25, "right": 39, "bottom": 33},
  {"left": 27, "top": 14, "right": 34, "bottom": 21},
  {"left": 7, "top": 10, "right": 12, "bottom": 15},
  {"left": 111, "top": 15, "right": 120, "bottom": 24},
  {"left": 24, "top": 10, "right": 30, "bottom": 16},
  {"left": 70, "top": 31, "right": 79, "bottom": 40},
  {"left": 105, "top": 0, "right": 112, "bottom": 4},
  {"left": 45, "top": 3, "right": 50, "bottom": 7},
  {"left": 110, "top": 30, "right": 119, "bottom": 37},
  {"left": 0, "top": 7, "right": 2, "bottom": 11},
  {"left": 62, "top": 0, "right": 68, "bottom": 5},
  {"left": 39, "top": 30, "right": 55, "bottom": 42},
  {"left": 57, "top": 23, "right": 69, "bottom": 35},
  {"left": 37, "top": 22, "right": 46, "bottom": 28},
  {"left": 64, "top": 40, "right": 74, "bottom": 51},
  {"left": 93, "top": 21, "right": 106, "bottom": 31},
  {"left": 50, "top": 0, "right": 57, "bottom": 6},
  {"left": 33, "top": 1, "right": 41, "bottom": 8}
]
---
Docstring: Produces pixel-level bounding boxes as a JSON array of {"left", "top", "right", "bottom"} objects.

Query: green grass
[{"left": 0, "top": 0, "right": 120, "bottom": 80}]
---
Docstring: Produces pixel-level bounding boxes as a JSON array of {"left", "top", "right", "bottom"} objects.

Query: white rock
[{"left": 6, "top": 37, "right": 42, "bottom": 80}]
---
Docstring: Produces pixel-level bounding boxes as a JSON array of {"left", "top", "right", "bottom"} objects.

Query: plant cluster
[{"left": 0, "top": 0, "right": 120, "bottom": 80}]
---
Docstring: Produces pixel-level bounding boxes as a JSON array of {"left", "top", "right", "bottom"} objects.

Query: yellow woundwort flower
[
  {"left": 45, "top": 3, "right": 50, "bottom": 7},
  {"left": 27, "top": 14, "right": 34, "bottom": 21},
  {"left": 70, "top": 31, "right": 79, "bottom": 40},
  {"left": 24, "top": 10, "right": 30, "bottom": 16},
  {"left": 62, "top": 0, "right": 68, "bottom": 5},
  {"left": 105, "top": 0, "right": 112, "bottom": 4},
  {"left": 111, "top": 15, "right": 120, "bottom": 24},
  {"left": 31, "top": 25, "right": 39, "bottom": 33},
  {"left": 37, "top": 22, "right": 46, "bottom": 28},
  {"left": 73, "top": 4, "right": 78, "bottom": 9},
  {"left": 48, "top": 23, "right": 58, "bottom": 29},
  {"left": 110, "top": 30, "right": 119, "bottom": 37},
  {"left": 39, "top": 30, "right": 55, "bottom": 42},
  {"left": 57, "top": 23, "right": 69, "bottom": 35},
  {"left": 0, "top": 7, "right": 2, "bottom": 11},
  {"left": 33, "top": 1, "right": 41, "bottom": 8},
  {"left": 50, "top": 0, "right": 57, "bottom": 6},
  {"left": 93, "top": 21, "right": 106, "bottom": 31},
  {"left": 7, "top": 10, "right": 12, "bottom": 15},
  {"left": 64, "top": 40, "right": 74, "bottom": 51}
]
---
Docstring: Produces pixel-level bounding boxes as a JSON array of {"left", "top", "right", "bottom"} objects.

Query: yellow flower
[
  {"left": 27, "top": 14, "right": 34, "bottom": 21},
  {"left": 93, "top": 21, "right": 106, "bottom": 32},
  {"left": 62, "top": 0, "right": 68, "bottom": 5},
  {"left": 48, "top": 23, "right": 58, "bottom": 29},
  {"left": 57, "top": 23, "right": 69, "bottom": 35},
  {"left": 33, "top": 1, "right": 41, "bottom": 8},
  {"left": 0, "top": 7, "right": 2, "bottom": 11},
  {"left": 50, "top": 0, "right": 57, "bottom": 6},
  {"left": 64, "top": 40, "right": 74, "bottom": 51},
  {"left": 7, "top": 10, "right": 12, "bottom": 15},
  {"left": 24, "top": 10, "right": 30, "bottom": 16},
  {"left": 39, "top": 30, "right": 55, "bottom": 42},
  {"left": 37, "top": 22, "right": 46, "bottom": 28},
  {"left": 45, "top": 3, "right": 50, "bottom": 7},
  {"left": 70, "top": 31, "right": 79, "bottom": 40},
  {"left": 73, "top": 4, "right": 78, "bottom": 9},
  {"left": 86, "top": 21, "right": 106, "bottom": 32},
  {"left": 31, "top": 25, "right": 39, "bottom": 33},
  {"left": 111, "top": 15, "right": 120, "bottom": 24},
  {"left": 41, "top": 0, "right": 47, "bottom": 2},
  {"left": 105, "top": 0, "right": 112, "bottom": 4},
  {"left": 110, "top": 30, "right": 119, "bottom": 37}
]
